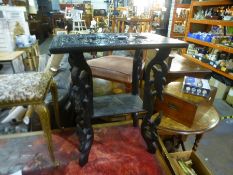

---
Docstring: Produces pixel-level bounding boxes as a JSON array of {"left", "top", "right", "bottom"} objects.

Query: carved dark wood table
[{"left": 49, "top": 33, "right": 188, "bottom": 166}]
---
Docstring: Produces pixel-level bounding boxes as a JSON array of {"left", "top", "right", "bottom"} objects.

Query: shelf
[
  {"left": 170, "top": 1, "right": 190, "bottom": 39},
  {"left": 186, "top": 37, "right": 233, "bottom": 54},
  {"left": 175, "top": 4, "right": 190, "bottom": 8},
  {"left": 171, "top": 36, "right": 185, "bottom": 38},
  {"left": 174, "top": 17, "right": 187, "bottom": 22},
  {"left": 171, "top": 33, "right": 185, "bottom": 37},
  {"left": 189, "top": 19, "right": 233, "bottom": 26},
  {"left": 192, "top": 0, "right": 233, "bottom": 7},
  {"left": 93, "top": 94, "right": 144, "bottom": 118},
  {"left": 184, "top": 0, "right": 233, "bottom": 81},
  {"left": 183, "top": 54, "right": 233, "bottom": 80}
]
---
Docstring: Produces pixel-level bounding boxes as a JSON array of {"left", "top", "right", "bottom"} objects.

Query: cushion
[
  {"left": 0, "top": 72, "right": 52, "bottom": 105},
  {"left": 87, "top": 55, "right": 133, "bottom": 84}
]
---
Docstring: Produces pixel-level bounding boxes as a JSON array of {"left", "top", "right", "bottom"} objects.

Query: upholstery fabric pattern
[{"left": 0, "top": 72, "right": 52, "bottom": 105}]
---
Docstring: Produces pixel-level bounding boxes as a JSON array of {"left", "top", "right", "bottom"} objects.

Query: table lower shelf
[{"left": 93, "top": 94, "right": 145, "bottom": 118}]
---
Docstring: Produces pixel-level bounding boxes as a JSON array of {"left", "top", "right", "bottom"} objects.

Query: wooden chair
[
  {"left": 87, "top": 53, "right": 145, "bottom": 93},
  {"left": 87, "top": 31, "right": 149, "bottom": 92},
  {"left": 64, "top": 6, "right": 72, "bottom": 20},
  {"left": 87, "top": 14, "right": 155, "bottom": 92},
  {"left": 71, "top": 9, "right": 87, "bottom": 31}
]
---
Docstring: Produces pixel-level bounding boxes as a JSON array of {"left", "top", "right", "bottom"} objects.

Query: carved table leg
[
  {"left": 132, "top": 113, "right": 139, "bottom": 127},
  {"left": 192, "top": 134, "right": 203, "bottom": 151},
  {"left": 68, "top": 52, "right": 94, "bottom": 166},
  {"left": 132, "top": 49, "right": 143, "bottom": 127},
  {"left": 141, "top": 48, "right": 171, "bottom": 153}
]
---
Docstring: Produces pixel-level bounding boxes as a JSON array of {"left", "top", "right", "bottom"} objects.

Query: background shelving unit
[
  {"left": 183, "top": 0, "right": 233, "bottom": 80},
  {"left": 170, "top": 0, "right": 190, "bottom": 39}
]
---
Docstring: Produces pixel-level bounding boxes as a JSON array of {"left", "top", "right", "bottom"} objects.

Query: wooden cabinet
[
  {"left": 183, "top": 0, "right": 233, "bottom": 80},
  {"left": 170, "top": 0, "right": 190, "bottom": 39}
]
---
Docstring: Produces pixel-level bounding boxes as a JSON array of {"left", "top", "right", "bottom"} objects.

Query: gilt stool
[{"left": 0, "top": 71, "right": 60, "bottom": 164}]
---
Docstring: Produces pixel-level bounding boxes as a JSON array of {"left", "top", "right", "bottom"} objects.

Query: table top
[
  {"left": 158, "top": 104, "right": 219, "bottom": 135},
  {"left": 0, "top": 51, "right": 25, "bottom": 61},
  {"left": 49, "top": 33, "right": 188, "bottom": 53},
  {"left": 169, "top": 53, "right": 211, "bottom": 73},
  {"left": 158, "top": 105, "right": 219, "bottom": 135}
]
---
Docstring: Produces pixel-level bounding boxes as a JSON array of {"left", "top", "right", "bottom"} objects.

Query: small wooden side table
[
  {"left": 16, "top": 41, "right": 39, "bottom": 71},
  {"left": 0, "top": 51, "right": 25, "bottom": 73},
  {"left": 156, "top": 80, "right": 220, "bottom": 151}
]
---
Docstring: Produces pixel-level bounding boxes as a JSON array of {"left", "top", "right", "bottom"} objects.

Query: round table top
[{"left": 157, "top": 105, "right": 220, "bottom": 135}]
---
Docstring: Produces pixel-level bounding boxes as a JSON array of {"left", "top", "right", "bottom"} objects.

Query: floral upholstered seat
[{"left": 0, "top": 72, "right": 52, "bottom": 105}]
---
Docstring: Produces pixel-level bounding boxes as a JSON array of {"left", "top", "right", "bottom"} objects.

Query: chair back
[
  {"left": 71, "top": 9, "right": 83, "bottom": 21},
  {"left": 65, "top": 6, "right": 73, "bottom": 19}
]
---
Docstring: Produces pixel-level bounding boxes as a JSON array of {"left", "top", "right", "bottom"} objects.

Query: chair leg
[
  {"left": 125, "top": 83, "right": 132, "bottom": 93},
  {"left": 78, "top": 21, "right": 81, "bottom": 31},
  {"left": 73, "top": 22, "right": 75, "bottom": 31},
  {"left": 34, "top": 104, "right": 57, "bottom": 165},
  {"left": 132, "top": 113, "right": 139, "bottom": 127},
  {"left": 50, "top": 80, "right": 61, "bottom": 129},
  {"left": 84, "top": 21, "right": 87, "bottom": 30}
]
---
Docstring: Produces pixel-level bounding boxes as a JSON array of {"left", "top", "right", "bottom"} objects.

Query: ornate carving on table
[
  {"left": 68, "top": 52, "right": 94, "bottom": 166},
  {"left": 141, "top": 47, "right": 171, "bottom": 153}
]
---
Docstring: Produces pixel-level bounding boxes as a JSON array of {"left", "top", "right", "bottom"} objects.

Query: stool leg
[
  {"left": 50, "top": 81, "right": 61, "bottom": 129},
  {"left": 192, "top": 134, "right": 203, "bottom": 151},
  {"left": 34, "top": 104, "right": 57, "bottom": 165}
]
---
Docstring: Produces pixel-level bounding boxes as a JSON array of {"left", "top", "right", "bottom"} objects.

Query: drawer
[{"left": 155, "top": 93, "right": 197, "bottom": 127}]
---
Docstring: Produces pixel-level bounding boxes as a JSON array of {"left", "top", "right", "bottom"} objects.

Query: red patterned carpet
[{"left": 0, "top": 125, "right": 165, "bottom": 175}]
